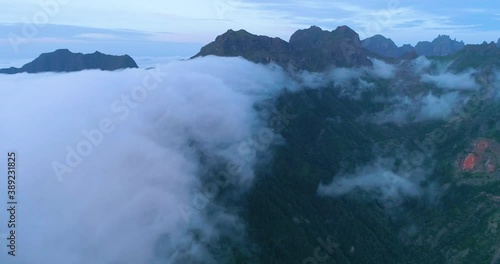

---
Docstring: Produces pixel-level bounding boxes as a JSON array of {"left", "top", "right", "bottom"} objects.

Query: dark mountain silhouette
[
  {"left": 192, "top": 25, "right": 373, "bottom": 72},
  {"left": 0, "top": 49, "right": 138, "bottom": 74},
  {"left": 446, "top": 41, "right": 500, "bottom": 71},
  {"left": 362, "top": 34, "right": 465, "bottom": 58},
  {"left": 361, "top": 34, "right": 412, "bottom": 58},
  {"left": 194, "top": 26, "right": 472, "bottom": 67},
  {"left": 191, "top": 29, "right": 292, "bottom": 67},
  {"left": 414, "top": 35, "right": 465, "bottom": 56}
]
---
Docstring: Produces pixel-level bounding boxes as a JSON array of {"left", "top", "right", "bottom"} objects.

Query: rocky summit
[
  {"left": 192, "top": 25, "right": 373, "bottom": 72},
  {"left": 362, "top": 34, "right": 411, "bottom": 58},
  {"left": 414, "top": 35, "right": 465, "bottom": 57}
]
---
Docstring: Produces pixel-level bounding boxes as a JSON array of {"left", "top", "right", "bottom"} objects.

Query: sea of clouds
[{"left": 0, "top": 56, "right": 295, "bottom": 264}]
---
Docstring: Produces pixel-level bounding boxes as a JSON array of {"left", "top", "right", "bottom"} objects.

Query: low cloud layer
[
  {"left": 318, "top": 159, "right": 427, "bottom": 207},
  {"left": 421, "top": 70, "right": 479, "bottom": 90},
  {"left": 0, "top": 56, "right": 293, "bottom": 263},
  {"left": 294, "top": 58, "right": 395, "bottom": 99},
  {"left": 297, "top": 58, "right": 396, "bottom": 86},
  {"left": 372, "top": 92, "right": 463, "bottom": 124}
]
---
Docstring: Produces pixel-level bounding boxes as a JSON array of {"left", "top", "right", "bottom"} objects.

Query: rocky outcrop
[{"left": 456, "top": 138, "right": 500, "bottom": 186}]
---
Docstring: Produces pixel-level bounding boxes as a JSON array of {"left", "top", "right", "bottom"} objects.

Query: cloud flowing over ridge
[{"left": 0, "top": 56, "right": 294, "bottom": 264}]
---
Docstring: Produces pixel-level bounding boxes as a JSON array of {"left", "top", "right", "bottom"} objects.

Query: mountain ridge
[
  {"left": 362, "top": 34, "right": 465, "bottom": 58},
  {"left": 0, "top": 49, "right": 138, "bottom": 74},
  {"left": 195, "top": 26, "right": 490, "bottom": 66},
  {"left": 192, "top": 25, "right": 373, "bottom": 72}
]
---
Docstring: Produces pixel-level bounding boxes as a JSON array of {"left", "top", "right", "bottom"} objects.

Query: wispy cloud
[
  {"left": 462, "top": 8, "right": 488, "bottom": 13},
  {"left": 75, "top": 33, "right": 118, "bottom": 40}
]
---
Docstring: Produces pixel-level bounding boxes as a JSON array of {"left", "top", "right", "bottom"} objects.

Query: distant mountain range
[
  {"left": 362, "top": 34, "right": 465, "bottom": 58},
  {"left": 0, "top": 49, "right": 137, "bottom": 74},
  {"left": 193, "top": 25, "right": 500, "bottom": 72},
  {"left": 2, "top": 25, "right": 500, "bottom": 75}
]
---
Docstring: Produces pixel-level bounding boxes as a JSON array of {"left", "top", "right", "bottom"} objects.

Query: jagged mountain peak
[
  {"left": 333, "top": 25, "right": 361, "bottom": 40},
  {"left": 194, "top": 25, "right": 372, "bottom": 72},
  {"left": 415, "top": 35, "right": 465, "bottom": 56},
  {"left": 363, "top": 33, "right": 466, "bottom": 58},
  {"left": 361, "top": 34, "right": 402, "bottom": 58}
]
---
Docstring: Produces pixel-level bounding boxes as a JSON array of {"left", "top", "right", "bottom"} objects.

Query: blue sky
[{"left": 1, "top": 0, "right": 500, "bottom": 65}]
